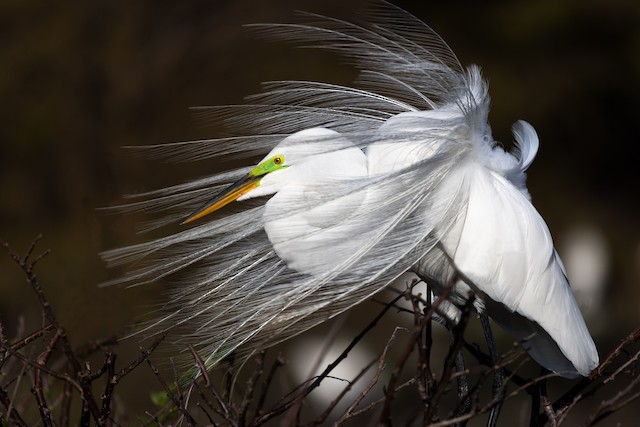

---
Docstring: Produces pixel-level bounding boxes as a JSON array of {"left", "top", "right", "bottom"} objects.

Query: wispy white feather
[{"left": 102, "top": 1, "right": 597, "bottom": 378}]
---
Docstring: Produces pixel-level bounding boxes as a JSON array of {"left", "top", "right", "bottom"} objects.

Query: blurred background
[{"left": 1, "top": 0, "right": 638, "bottom": 423}]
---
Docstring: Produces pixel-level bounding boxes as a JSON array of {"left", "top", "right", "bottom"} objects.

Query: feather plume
[{"left": 102, "top": 1, "right": 597, "bottom": 378}]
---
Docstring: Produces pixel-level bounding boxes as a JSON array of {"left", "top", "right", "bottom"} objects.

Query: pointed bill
[{"left": 181, "top": 174, "right": 261, "bottom": 224}]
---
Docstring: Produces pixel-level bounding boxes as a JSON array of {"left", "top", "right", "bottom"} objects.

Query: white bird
[{"left": 103, "top": 2, "right": 598, "bottom": 379}]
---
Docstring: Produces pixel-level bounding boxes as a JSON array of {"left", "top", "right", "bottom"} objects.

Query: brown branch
[
  {"left": 334, "top": 327, "right": 405, "bottom": 426},
  {"left": 306, "top": 287, "right": 414, "bottom": 396},
  {"left": 0, "top": 320, "right": 6, "bottom": 369},
  {"left": 583, "top": 374, "right": 640, "bottom": 426},
  {"left": 593, "top": 327, "right": 640, "bottom": 379},
  {"left": 223, "top": 353, "right": 237, "bottom": 412},
  {"left": 534, "top": 327, "right": 640, "bottom": 426},
  {"left": 116, "top": 333, "right": 165, "bottom": 380},
  {"left": 582, "top": 351, "right": 640, "bottom": 426},
  {"left": 344, "top": 378, "right": 416, "bottom": 420},
  {"left": 379, "top": 274, "right": 457, "bottom": 425},
  {"left": 32, "top": 330, "right": 61, "bottom": 427},
  {"left": 428, "top": 370, "right": 560, "bottom": 427},
  {"left": 98, "top": 352, "right": 117, "bottom": 425},
  {"left": 253, "top": 288, "right": 410, "bottom": 426},
  {"left": 193, "top": 381, "right": 225, "bottom": 422},
  {"left": 282, "top": 314, "right": 350, "bottom": 427},
  {"left": 9, "top": 324, "right": 55, "bottom": 352},
  {"left": 254, "top": 352, "right": 286, "bottom": 418},
  {"left": 305, "top": 357, "right": 378, "bottom": 427},
  {"left": 188, "top": 345, "right": 237, "bottom": 425},
  {"left": 1, "top": 236, "right": 102, "bottom": 423},
  {"left": 58, "top": 380, "right": 73, "bottom": 427},
  {"left": 238, "top": 351, "right": 265, "bottom": 426},
  {"left": 75, "top": 335, "right": 119, "bottom": 359},
  {"left": 0, "top": 386, "right": 28, "bottom": 427},
  {"left": 0, "top": 341, "right": 83, "bottom": 392},
  {"left": 147, "top": 359, "right": 196, "bottom": 427},
  {"left": 196, "top": 401, "right": 218, "bottom": 426},
  {"left": 603, "top": 348, "right": 640, "bottom": 385}
]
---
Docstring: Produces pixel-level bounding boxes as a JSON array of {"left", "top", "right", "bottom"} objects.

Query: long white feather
[{"left": 102, "top": 1, "right": 597, "bottom": 377}]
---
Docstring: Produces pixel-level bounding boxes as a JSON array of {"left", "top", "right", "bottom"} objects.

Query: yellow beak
[{"left": 181, "top": 174, "right": 261, "bottom": 224}]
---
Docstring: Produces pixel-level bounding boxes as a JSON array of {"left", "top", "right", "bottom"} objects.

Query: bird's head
[{"left": 181, "top": 128, "right": 345, "bottom": 224}]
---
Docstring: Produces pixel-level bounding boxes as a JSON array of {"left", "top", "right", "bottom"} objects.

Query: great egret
[{"left": 103, "top": 2, "right": 598, "bottom": 380}]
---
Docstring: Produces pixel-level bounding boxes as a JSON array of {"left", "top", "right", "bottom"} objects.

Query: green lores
[
  {"left": 181, "top": 154, "right": 288, "bottom": 224},
  {"left": 249, "top": 154, "right": 287, "bottom": 179}
]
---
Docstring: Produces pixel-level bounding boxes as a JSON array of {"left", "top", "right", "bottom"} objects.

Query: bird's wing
[{"left": 441, "top": 163, "right": 598, "bottom": 376}]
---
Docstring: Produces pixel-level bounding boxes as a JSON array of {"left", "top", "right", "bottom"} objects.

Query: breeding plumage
[{"left": 103, "top": 2, "right": 598, "bottom": 378}]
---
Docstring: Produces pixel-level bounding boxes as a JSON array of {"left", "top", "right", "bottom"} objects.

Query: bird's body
[{"left": 103, "top": 3, "right": 598, "bottom": 378}]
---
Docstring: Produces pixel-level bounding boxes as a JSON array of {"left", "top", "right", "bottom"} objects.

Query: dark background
[{"left": 1, "top": 0, "right": 638, "bottom": 422}]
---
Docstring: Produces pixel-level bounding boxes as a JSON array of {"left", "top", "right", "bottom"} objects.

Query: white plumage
[{"left": 103, "top": 2, "right": 598, "bottom": 378}]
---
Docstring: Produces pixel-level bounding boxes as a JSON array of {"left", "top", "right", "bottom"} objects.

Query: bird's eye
[{"left": 274, "top": 156, "right": 283, "bottom": 165}]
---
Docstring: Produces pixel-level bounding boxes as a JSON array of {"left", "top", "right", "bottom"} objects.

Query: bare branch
[
  {"left": 379, "top": 274, "right": 457, "bottom": 424},
  {"left": 0, "top": 386, "right": 29, "bottom": 427},
  {"left": 334, "top": 327, "right": 406, "bottom": 426},
  {"left": 593, "top": 327, "right": 640, "bottom": 379},
  {"left": 32, "top": 330, "right": 61, "bottom": 427},
  {"left": 238, "top": 351, "right": 265, "bottom": 426},
  {"left": 147, "top": 359, "right": 196, "bottom": 427},
  {"left": 9, "top": 324, "right": 54, "bottom": 352},
  {"left": 1, "top": 236, "right": 102, "bottom": 423},
  {"left": 255, "top": 352, "right": 286, "bottom": 417},
  {"left": 189, "top": 345, "right": 237, "bottom": 425}
]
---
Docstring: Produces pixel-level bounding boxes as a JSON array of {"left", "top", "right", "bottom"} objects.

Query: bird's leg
[
  {"left": 413, "top": 277, "right": 434, "bottom": 408},
  {"left": 451, "top": 330, "right": 472, "bottom": 425},
  {"left": 479, "top": 313, "right": 504, "bottom": 427},
  {"left": 421, "top": 273, "right": 472, "bottom": 424},
  {"left": 424, "top": 279, "right": 433, "bottom": 380}
]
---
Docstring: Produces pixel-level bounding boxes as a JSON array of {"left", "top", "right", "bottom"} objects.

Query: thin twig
[
  {"left": 0, "top": 386, "right": 29, "bottom": 427},
  {"left": 32, "top": 330, "right": 61, "bottom": 427},
  {"left": 188, "top": 345, "right": 237, "bottom": 425},
  {"left": 334, "top": 327, "right": 405, "bottom": 426},
  {"left": 1, "top": 236, "right": 102, "bottom": 423},
  {"left": 344, "top": 378, "right": 416, "bottom": 420},
  {"left": 306, "top": 357, "right": 378, "bottom": 427},
  {"left": 535, "top": 327, "right": 640, "bottom": 426},
  {"left": 428, "top": 370, "right": 560, "bottom": 427},
  {"left": 115, "top": 333, "right": 166, "bottom": 379},
  {"left": 147, "top": 359, "right": 196, "bottom": 427},
  {"left": 99, "top": 352, "right": 117, "bottom": 425},
  {"left": 283, "top": 314, "right": 350, "bottom": 427},
  {"left": 583, "top": 373, "right": 640, "bottom": 426},
  {"left": 253, "top": 289, "right": 411, "bottom": 426},
  {"left": 9, "top": 324, "right": 55, "bottom": 351},
  {"left": 255, "top": 352, "right": 286, "bottom": 417},
  {"left": 59, "top": 380, "right": 73, "bottom": 427},
  {"left": 379, "top": 274, "right": 457, "bottom": 425},
  {"left": 238, "top": 351, "right": 265, "bottom": 426},
  {"left": 593, "top": 327, "right": 640, "bottom": 378},
  {"left": 0, "top": 341, "right": 83, "bottom": 392}
]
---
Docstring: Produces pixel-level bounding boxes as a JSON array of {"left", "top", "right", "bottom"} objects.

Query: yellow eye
[{"left": 273, "top": 156, "right": 284, "bottom": 165}]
